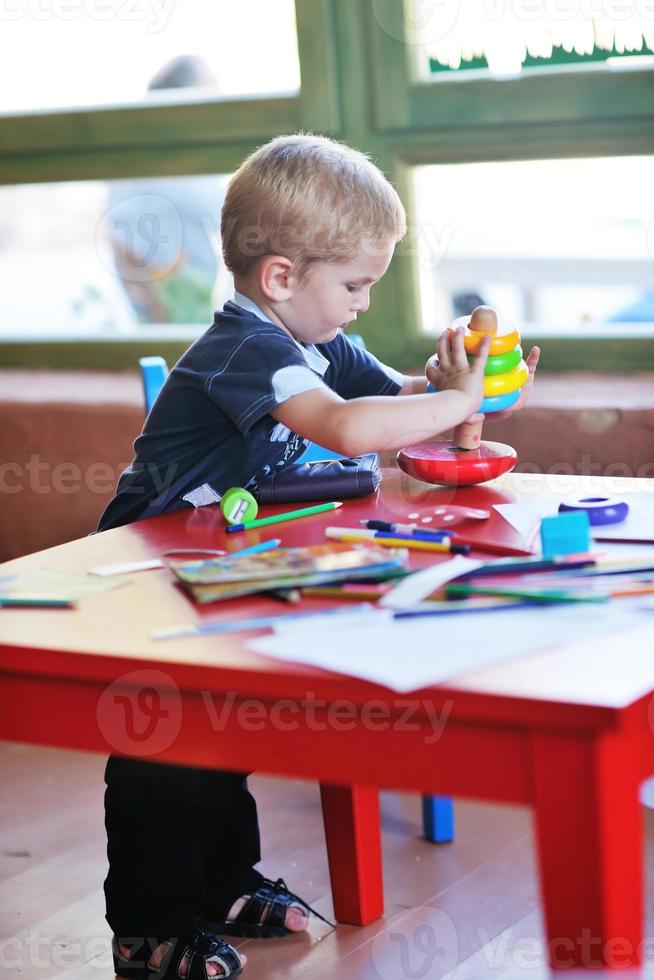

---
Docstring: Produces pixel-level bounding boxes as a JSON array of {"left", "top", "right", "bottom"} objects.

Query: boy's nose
[{"left": 353, "top": 293, "right": 370, "bottom": 313}]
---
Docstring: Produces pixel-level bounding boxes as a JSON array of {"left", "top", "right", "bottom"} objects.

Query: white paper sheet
[
  {"left": 90, "top": 559, "right": 164, "bottom": 576},
  {"left": 248, "top": 601, "right": 652, "bottom": 693},
  {"left": 379, "top": 557, "right": 484, "bottom": 609},
  {"left": 494, "top": 492, "right": 654, "bottom": 550},
  {"left": 590, "top": 491, "right": 654, "bottom": 542}
]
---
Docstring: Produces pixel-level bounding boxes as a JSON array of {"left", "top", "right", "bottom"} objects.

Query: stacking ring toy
[
  {"left": 558, "top": 496, "right": 629, "bottom": 526},
  {"left": 472, "top": 346, "right": 523, "bottom": 376},
  {"left": 483, "top": 361, "right": 529, "bottom": 398},
  {"left": 463, "top": 326, "right": 520, "bottom": 356},
  {"left": 404, "top": 305, "right": 530, "bottom": 486},
  {"left": 397, "top": 440, "right": 518, "bottom": 487},
  {"left": 220, "top": 486, "right": 259, "bottom": 525},
  {"left": 428, "top": 383, "right": 523, "bottom": 415},
  {"left": 479, "top": 389, "right": 521, "bottom": 414}
]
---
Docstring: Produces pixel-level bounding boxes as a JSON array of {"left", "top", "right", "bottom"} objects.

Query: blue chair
[
  {"left": 137, "top": 353, "right": 455, "bottom": 844},
  {"left": 139, "top": 355, "right": 169, "bottom": 414}
]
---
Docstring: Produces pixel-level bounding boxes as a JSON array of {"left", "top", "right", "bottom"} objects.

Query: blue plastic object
[
  {"left": 558, "top": 496, "right": 629, "bottom": 526},
  {"left": 422, "top": 795, "right": 455, "bottom": 843},
  {"left": 427, "top": 383, "right": 520, "bottom": 415},
  {"left": 139, "top": 356, "right": 169, "bottom": 413},
  {"left": 540, "top": 511, "right": 591, "bottom": 559},
  {"left": 479, "top": 388, "right": 521, "bottom": 414}
]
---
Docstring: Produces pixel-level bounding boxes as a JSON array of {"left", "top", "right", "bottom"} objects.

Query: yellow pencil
[{"left": 332, "top": 532, "right": 453, "bottom": 553}]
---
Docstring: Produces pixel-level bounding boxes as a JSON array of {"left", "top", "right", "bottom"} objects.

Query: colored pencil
[
  {"left": 325, "top": 529, "right": 469, "bottom": 555},
  {"left": 363, "top": 520, "right": 452, "bottom": 540},
  {"left": 458, "top": 553, "right": 600, "bottom": 578},
  {"left": 152, "top": 602, "right": 374, "bottom": 640},
  {"left": 0, "top": 598, "right": 74, "bottom": 608},
  {"left": 226, "top": 539, "right": 281, "bottom": 558},
  {"left": 301, "top": 585, "right": 391, "bottom": 600},
  {"left": 446, "top": 583, "right": 607, "bottom": 604},
  {"left": 226, "top": 501, "right": 342, "bottom": 533}
]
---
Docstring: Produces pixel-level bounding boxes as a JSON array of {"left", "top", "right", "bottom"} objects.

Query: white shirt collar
[{"left": 232, "top": 290, "right": 330, "bottom": 377}]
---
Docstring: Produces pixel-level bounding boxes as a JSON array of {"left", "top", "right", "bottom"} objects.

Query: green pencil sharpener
[{"left": 220, "top": 487, "right": 259, "bottom": 526}]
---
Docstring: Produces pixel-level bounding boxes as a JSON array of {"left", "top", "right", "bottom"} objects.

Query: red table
[{"left": 1, "top": 469, "right": 653, "bottom": 970}]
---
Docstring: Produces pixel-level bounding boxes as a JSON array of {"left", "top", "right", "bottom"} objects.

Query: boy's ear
[{"left": 258, "top": 255, "right": 296, "bottom": 302}]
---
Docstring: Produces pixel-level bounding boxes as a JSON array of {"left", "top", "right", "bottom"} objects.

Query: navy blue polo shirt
[{"left": 97, "top": 297, "right": 403, "bottom": 531}]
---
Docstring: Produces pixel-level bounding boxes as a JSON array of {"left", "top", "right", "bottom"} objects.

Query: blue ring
[
  {"left": 479, "top": 389, "right": 521, "bottom": 414},
  {"left": 558, "top": 497, "right": 629, "bottom": 526},
  {"left": 427, "top": 384, "right": 521, "bottom": 414}
]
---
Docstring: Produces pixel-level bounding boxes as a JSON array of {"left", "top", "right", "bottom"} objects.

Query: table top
[{"left": 2, "top": 469, "right": 653, "bottom": 727}]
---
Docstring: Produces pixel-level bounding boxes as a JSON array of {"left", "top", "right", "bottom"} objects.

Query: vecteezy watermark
[
  {"left": 379, "top": 456, "right": 654, "bottom": 520},
  {"left": 202, "top": 691, "right": 454, "bottom": 746},
  {"left": 0, "top": 456, "right": 179, "bottom": 496},
  {"left": 96, "top": 672, "right": 455, "bottom": 754},
  {"left": 372, "top": 913, "right": 653, "bottom": 976},
  {"left": 371, "top": 0, "right": 461, "bottom": 47},
  {"left": 397, "top": 221, "right": 456, "bottom": 272},
  {"left": 372, "top": 0, "right": 654, "bottom": 47},
  {"left": 0, "top": 0, "right": 175, "bottom": 32},
  {"left": 0, "top": 931, "right": 112, "bottom": 971},
  {"left": 98, "top": 194, "right": 184, "bottom": 284},
  {"left": 372, "top": 906, "right": 460, "bottom": 979},
  {"left": 96, "top": 669, "right": 183, "bottom": 756}
]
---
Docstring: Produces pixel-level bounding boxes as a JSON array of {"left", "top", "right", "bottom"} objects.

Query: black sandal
[
  {"left": 210, "top": 877, "right": 335, "bottom": 939},
  {"left": 112, "top": 920, "right": 244, "bottom": 979}
]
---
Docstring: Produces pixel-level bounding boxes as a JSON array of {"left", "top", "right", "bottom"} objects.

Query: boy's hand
[
  {"left": 426, "top": 326, "right": 490, "bottom": 415},
  {"left": 426, "top": 342, "right": 540, "bottom": 423},
  {"left": 484, "top": 346, "right": 540, "bottom": 422}
]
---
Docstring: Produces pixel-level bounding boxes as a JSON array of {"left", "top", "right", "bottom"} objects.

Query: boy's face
[{"left": 282, "top": 240, "right": 396, "bottom": 345}]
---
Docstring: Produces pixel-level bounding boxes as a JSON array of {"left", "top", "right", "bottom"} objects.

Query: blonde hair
[{"left": 221, "top": 134, "right": 406, "bottom": 279}]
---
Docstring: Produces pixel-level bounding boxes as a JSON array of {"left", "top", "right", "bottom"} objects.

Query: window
[
  {"left": 0, "top": 174, "right": 232, "bottom": 336},
  {"left": 401, "top": 0, "right": 654, "bottom": 79},
  {"left": 413, "top": 156, "right": 654, "bottom": 336},
  {"left": 0, "top": 0, "right": 301, "bottom": 113}
]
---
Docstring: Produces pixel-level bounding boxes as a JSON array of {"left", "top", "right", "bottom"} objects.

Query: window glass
[
  {"left": 0, "top": 174, "right": 232, "bottom": 335},
  {"left": 412, "top": 156, "right": 654, "bottom": 335},
  {"left": 0, "top": 0, "right": 300, "bottom": 113},
  {"left": 396, "top": 0, "right": 654, "bottom": 78}
]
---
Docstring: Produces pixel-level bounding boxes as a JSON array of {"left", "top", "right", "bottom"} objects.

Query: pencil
[
  {"left": 327, "top": 531, "right": 469, "bottom": 554},
  {"left": 226, "top": 501, "right": 342, "bottom": 533},
  {"left": 301, "top": 585, "right": 390, "bottom": 600},
  {"left": 446, "top": 583, "right": 607, "bottom": 604}
]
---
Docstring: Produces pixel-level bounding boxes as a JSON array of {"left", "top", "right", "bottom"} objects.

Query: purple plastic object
[{"left": 558, "top": 496, "right": 629, "bottom": 526}]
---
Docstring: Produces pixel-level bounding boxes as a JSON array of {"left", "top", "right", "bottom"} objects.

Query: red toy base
[{"left": 397, "top": 440, "right": 518, "bottom": 487}]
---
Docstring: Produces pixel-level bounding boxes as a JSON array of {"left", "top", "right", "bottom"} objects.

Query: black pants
[{"left": 104, "top": 756, "right": 264, "bottom": 939}]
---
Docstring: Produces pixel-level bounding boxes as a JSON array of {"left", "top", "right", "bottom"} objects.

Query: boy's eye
[{"left": 346, "top": 284, "right": 361, "bottom": 293}]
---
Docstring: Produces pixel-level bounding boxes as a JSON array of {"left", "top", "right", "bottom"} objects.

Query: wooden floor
[{"left": 2, "top": 741, "right": 654, "bottom": 979}]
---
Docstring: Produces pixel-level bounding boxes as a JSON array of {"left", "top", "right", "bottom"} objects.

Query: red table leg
[
  {"left": 319, "top": 783, "right": 384, "bottom": 925},
  {"left": 531, "top": 729, "right": 643, "bottom": 970}
]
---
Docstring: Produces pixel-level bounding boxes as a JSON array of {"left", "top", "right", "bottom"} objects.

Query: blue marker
[
  {"left": 226, "top": 538, "right": 281, "bottom": 559},
  {"left": 363, "top": 520, "right": 452, "bottom": 541}
]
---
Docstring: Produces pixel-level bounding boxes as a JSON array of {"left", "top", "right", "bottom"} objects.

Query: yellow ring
[
  {"left": 483, "top": 360, "right": 529, "bottom": 397},
  {"left": 464, "top": 327, "right": 520, "bottom": 356}
]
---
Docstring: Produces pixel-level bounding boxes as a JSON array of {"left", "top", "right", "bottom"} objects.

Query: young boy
[{"left": 101, "top": 134, "right": 538, "bottom": 980}]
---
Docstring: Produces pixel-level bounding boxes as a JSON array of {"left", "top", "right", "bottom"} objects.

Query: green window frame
[{"left": 1, "top": 0, "right": 653, "bottom": 372}]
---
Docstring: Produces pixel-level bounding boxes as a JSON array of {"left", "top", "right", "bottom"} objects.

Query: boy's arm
[
  {"left": 271, "top": 327, "right": 489, "bottom": 456},
  {"left": 271, "top": 386, "right": 475, "bottom": 457},
  {"left": 398, "top": 375, "right": 431, "bottom": 396}
]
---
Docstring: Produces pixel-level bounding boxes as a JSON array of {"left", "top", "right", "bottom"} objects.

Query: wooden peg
[
  {"left": 454, "top": 306, "right": 497, "bottom": 448},
  {"left": 454, "top": 417, "right": 483, "bottom": 449},
  {"left": 469, "top": 305, "right": 498, "bottom": 334}
]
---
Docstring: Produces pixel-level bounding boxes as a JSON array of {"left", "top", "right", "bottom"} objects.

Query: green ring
[
  {"left": 220, "top": 487, "right": 259, "bottom": 525},
  {"left": 468, "top": 345, "right": 522, "bottom": 376}
]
